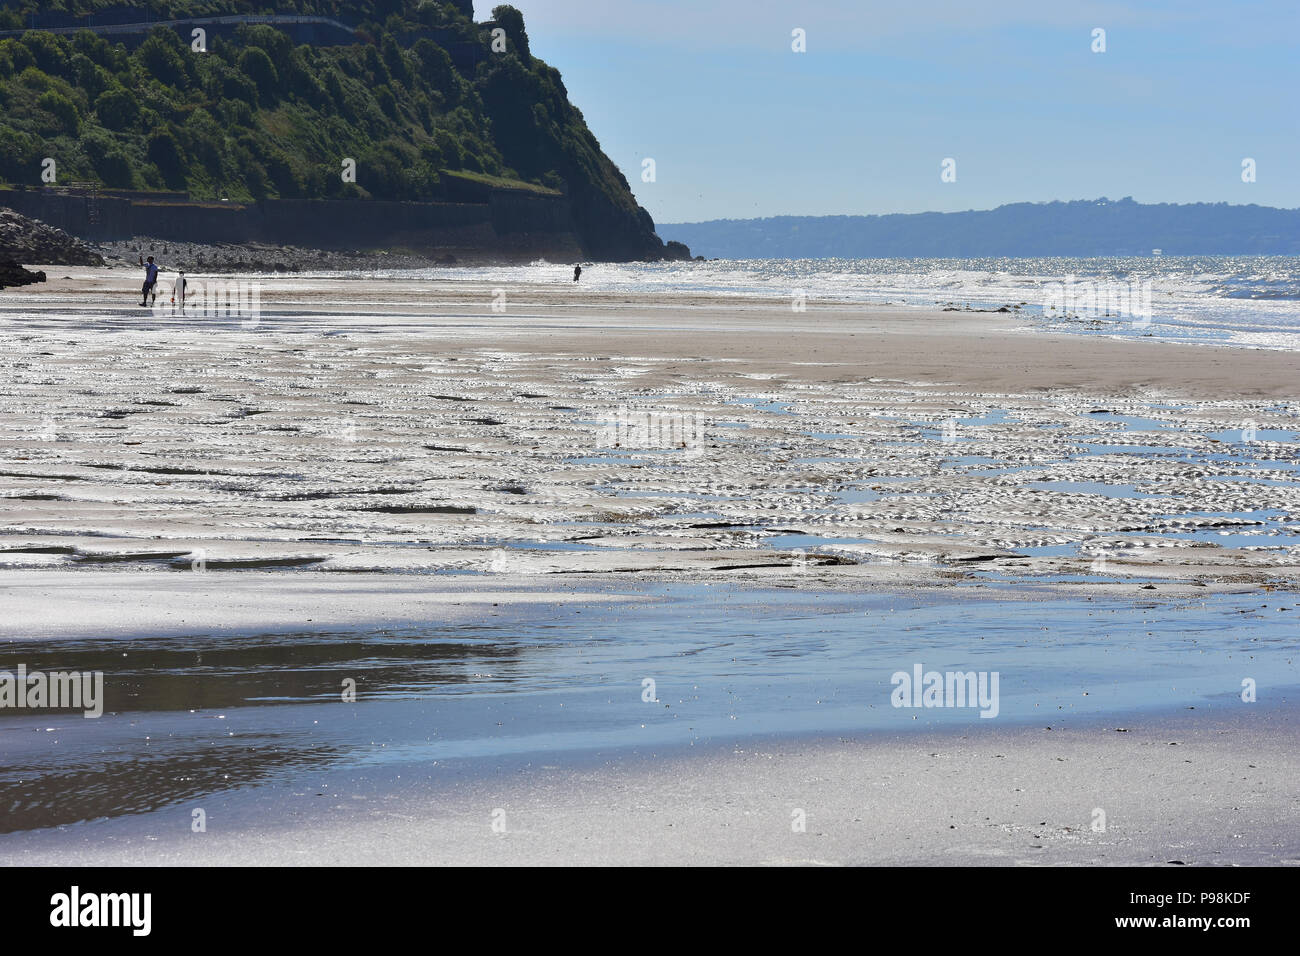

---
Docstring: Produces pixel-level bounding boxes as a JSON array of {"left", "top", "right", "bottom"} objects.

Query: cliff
[{"left": 0, "top": 2, "right": 688, "bottom": 261}]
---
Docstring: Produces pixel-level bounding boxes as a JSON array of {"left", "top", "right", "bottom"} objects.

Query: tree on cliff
[{"left": 490, "top": 5, "right": 530, "bottom": 61}]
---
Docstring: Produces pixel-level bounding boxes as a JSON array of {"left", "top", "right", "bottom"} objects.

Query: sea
[{"left": 376, "top": 255, "right": 1300, "bottom": 351}]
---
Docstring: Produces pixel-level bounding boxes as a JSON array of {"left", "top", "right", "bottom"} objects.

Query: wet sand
[
  {"left": 1, "top": 269, "right": 1297, "bottom": 588},
  {"left": 1, "top": 269, "right": 1297, "bottom": 864},
  {"left": 6, "top": 702, "right": 1297, "bottom": 866}
]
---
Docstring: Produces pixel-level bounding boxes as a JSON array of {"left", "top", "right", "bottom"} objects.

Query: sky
[{"left": 474, "top": 0, "right": 1300, "bottom": 225}]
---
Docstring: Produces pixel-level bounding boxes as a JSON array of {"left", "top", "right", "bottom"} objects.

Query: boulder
[{"left": 0, "top": 259, "right": 47, "bottom": 290}]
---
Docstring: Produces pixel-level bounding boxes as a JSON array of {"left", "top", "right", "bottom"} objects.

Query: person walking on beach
[
  {"left": 173, "top": 271, "right": 187, "bottom": 312},
  {"left": 573, "top": 264, "right": 582, "bottom": 282},
  {"left": 139, "top": 254, "right": 160, "bottom": 307}
]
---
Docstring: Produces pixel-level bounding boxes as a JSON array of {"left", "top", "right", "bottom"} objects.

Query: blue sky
[{"left": 475, "top": 1, "right": 1299, "bottom": 224}]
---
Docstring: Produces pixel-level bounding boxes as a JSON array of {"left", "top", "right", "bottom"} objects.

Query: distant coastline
[{"left": 660, "top": 197, "right": 1300, "bottom": 259}]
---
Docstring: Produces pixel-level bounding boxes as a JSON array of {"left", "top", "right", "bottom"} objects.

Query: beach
[
  {"left": 1, "top": 266, "right": 1297, "bottom": 864},
  {"left": 5, "top": 699, "right": 1297, "bottom": 867}
]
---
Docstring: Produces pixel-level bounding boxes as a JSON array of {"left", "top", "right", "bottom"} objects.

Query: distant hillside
[
  {"left": 0, "top": 2, "right": 684, "bottom": 260},
  {"left": 660, "top": 198, "right": 1300, "bottom": 259}
]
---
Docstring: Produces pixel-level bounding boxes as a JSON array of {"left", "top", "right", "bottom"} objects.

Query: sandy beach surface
[
  {"left": 2, "top": 268, "right": 1297, "bottom": 587},
  {"left": 1, "top": 267, "right": 1296, "bottom": 864},
  {"left": 5, "top": 697, "right": 1297, "bottom": 866}
]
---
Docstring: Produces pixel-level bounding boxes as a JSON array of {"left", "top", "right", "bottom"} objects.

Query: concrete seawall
[{"left": 0, "top": 188, "right": 584, "bottom": 260}]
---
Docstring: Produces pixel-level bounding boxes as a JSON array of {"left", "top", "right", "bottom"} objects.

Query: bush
[
  {"left": 237, "top": 47, "right": 279, "bottom": 102},
  {"left": 491, "top": 5, "right": 531, "bottom": 61},
  {"left": 146, "top": 128, "right": 187, "bottom": 188},
  {"left": 264, "top": 150, "right": 303, "bottom": 197},
  {"left": 96, "top": 150, "right": 135, "bottom": 188},
  {"left": 222, "top": 71, "right": 260, "bottom": 109},
  {"left": 137, "top": 33, "right": 188, "bottom": 89},
  {"left": 0, "top": 126, "right": 42, "bottom": 184},
  {"left": 375, "top": 84, "right": 399, "bottom": 119},
  {"left": 220, "top": 98, "right": 254, "bottom": 127},
  {"left": 413, "top": 39, "right": 456, "bottom": 98},
  {"left": 238, "top": 150, "right": 271, "bottom": 200},
  {"left": 72, "top": 29, "right": 112, "bottom": 68},
  {"left": 183, "top": 108, "right": 226, "bottom": 176},
  {"left": 381, "top": 35, "right": 412, "bottom": 87},
  {"left": 94, "top": 86, "right": 138, "bottom": 130},
  {"left": 37, "top": 90, "right": 80, "bottom": 134},
  {"left": 71, "top": 53, "right": 109, "bottom": 101},
  {"left": 81, "top": 129, "right": 112, "bottom": 164},
  {"left": 1, "top": 39, "right": 34, "bottom": 73},
  {"left": 237, "top": 24, "right": 292, "bottom": 65},
  {"left": 20, "top": 32, "right": 68, "bottom": 77},
  {"left": 17, "top": 65, "right": 50, "bottom": 91}
]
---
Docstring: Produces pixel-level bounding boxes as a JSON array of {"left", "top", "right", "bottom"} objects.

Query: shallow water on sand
[{"left": 2, "top": 583, "right": 1296, "bottom": 833}]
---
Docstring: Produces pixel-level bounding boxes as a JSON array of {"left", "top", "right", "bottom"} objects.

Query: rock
[
  {"left": 661, "top": 239, "right": 693, "bottom": 261},
  {"left": 0, "top": 259, "right": 47, "bottom": 289},
  {"left": 0, "top": 209, "right": 104, "bottom": 267}
]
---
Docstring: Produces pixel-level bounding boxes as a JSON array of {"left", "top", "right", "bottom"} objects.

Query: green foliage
[
  {"left": 146, "top": 127, "right": 187, "bottom": 187},
  {"left": 37, "top": 88, "right": 79, "bottom": 133},
  {"left": 137, "top": 30, "right": 189, "bottom": 88},
  {"left": 412, "top": 38, "right": 456, "bottom": 99},
  {"left": 1, "top": 37, "right": 34, "bottom": 73},
  {"left": 20, "top": 31, "right": 68, "bottom": 75},
  {"left": 0, "top": 1, "right": 667, "bottom": 256},
  {"left": 237, "top": 46, "right": 278, "bottom": 102},
  {"left": 0, "top": 126, "right": 41, "bottom": 182},
  {"left": 71, "top": 29, "right": 112, "bottom": 68},
  {"left": 70, "top": 52, "right": 110, "bottom": 100},
  {"left": 93, "top": 86, "right": 138, "bottom": 129},
  {"left": 96, "top": 149, "right": 136, "bottom": 187},
  {"left": 491, "top": 5, "right": 530, "bottom": 61}
]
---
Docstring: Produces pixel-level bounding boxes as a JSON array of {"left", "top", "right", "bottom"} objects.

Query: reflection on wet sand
[{"left": 3, "top": 585, "right": 1297, "bottom": 834}]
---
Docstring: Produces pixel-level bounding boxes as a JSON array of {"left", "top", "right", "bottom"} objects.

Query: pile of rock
[
  {"left": 0, "top": 260, "right": 45, "bottom": 289},
  {"left": 0, "top": 209, "right": 105, "bottom": 275},
  {"left": 99, "top": 237, "right": 460, "bottom": 272}
]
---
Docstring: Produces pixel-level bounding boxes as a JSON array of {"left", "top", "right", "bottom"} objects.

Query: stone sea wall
[{"left": 0, "top": 187, "right": 584, "bottom": 260}]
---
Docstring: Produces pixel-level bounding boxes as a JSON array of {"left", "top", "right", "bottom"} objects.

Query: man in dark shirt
[{"left": 139, "top": 254, "right": 160, "bottom": 307}]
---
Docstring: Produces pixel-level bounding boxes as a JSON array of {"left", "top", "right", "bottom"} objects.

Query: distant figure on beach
[
  {"left": 139, "top": 254, "right": 159, "bottom": 307},
  {"left": 573, "top": 264, "right": 582, "bottom": 282},
  {"left": 173, "top": 271, "right": 187, "bottom": 312}
]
